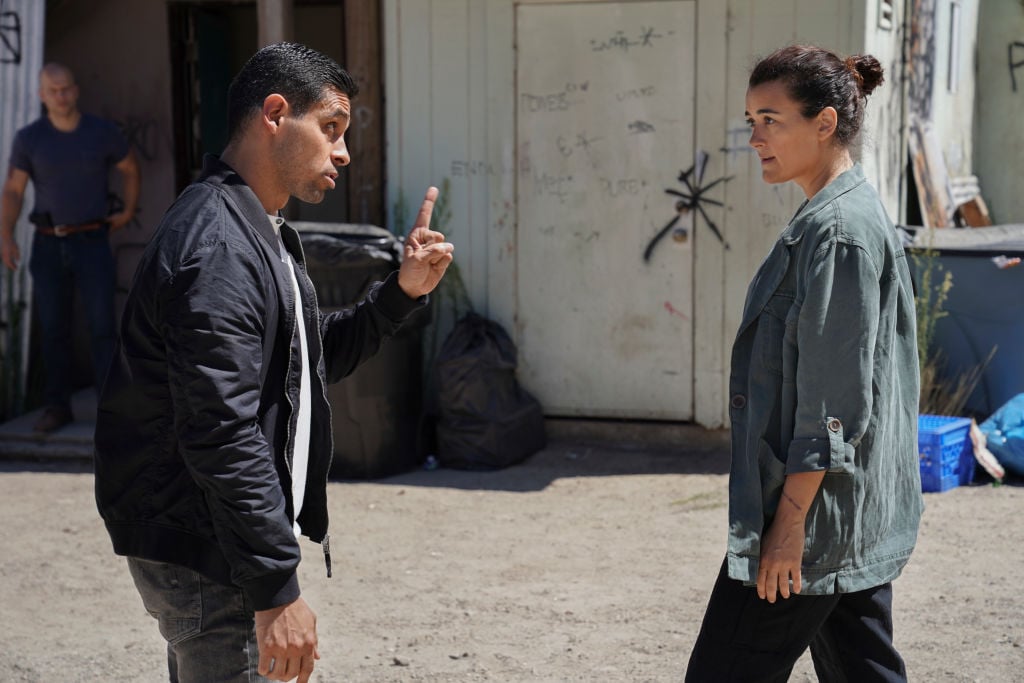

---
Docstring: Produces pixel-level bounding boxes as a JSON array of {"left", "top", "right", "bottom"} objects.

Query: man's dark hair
[{"left": 226, "top": 42, "right": 358, "bottom": 143}]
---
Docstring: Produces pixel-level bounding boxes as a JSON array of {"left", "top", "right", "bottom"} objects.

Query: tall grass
[{"left": 913, "top": 244, "right": 994, "bottom": 417}]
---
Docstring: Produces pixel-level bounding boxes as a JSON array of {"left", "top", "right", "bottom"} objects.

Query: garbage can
[
  {"left": 293, "top": 222, "right": 428, "bottom": 479},
  {"left": 907, "top": 224, "right": 1024, "bottom": 418}
]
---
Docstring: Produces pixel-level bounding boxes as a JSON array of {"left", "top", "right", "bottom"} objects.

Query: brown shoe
[{"left": 33, "top": 405, "right": 73, "bottom": 433}]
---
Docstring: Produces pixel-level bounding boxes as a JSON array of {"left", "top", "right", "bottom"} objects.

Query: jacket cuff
[
  {"left": 786, "top": 430, "right": 855, "bottom": 475},
  {"left": 243, "top": 570, "right": 301, "bottom": 612},
  {"left": 373, "top": 271, "right": 428, "bottom": 323}
]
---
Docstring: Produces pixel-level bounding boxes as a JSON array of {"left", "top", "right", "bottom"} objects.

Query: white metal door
[{"left": 515, "top": 1, "right": 696, "bottom": 419}]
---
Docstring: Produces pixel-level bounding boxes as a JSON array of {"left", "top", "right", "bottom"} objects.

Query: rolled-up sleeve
[{"left": 786, "top": 238, "right": 880, "bottom": 474}]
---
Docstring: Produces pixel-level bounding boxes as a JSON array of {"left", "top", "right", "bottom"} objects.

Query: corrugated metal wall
[{"left": 0, "top": 0, "right": 44, "bottom": 410}]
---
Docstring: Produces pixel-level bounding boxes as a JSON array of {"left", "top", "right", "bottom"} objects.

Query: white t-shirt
[{"left": 268, "top": 215, "right": 312, "bottom": 536}]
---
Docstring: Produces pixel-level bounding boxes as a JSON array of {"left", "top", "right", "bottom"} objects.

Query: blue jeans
[
  {"left": 28, "top": 229, "right": 116, "bottom": 407},
  {"left": 127, "top": 557, "right": 271, "bottom": 683}
]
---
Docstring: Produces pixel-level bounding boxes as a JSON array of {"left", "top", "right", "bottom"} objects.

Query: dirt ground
[{"left": 1, "top": 428, "right": 1022, "bottom": 682}]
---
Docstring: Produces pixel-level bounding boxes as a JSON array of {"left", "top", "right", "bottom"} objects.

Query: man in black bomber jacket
[{"left": 94, "top": 43, "right": 453, "bottom": 683}]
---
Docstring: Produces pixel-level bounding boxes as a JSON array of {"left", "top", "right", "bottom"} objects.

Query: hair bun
[{"left": 845, "top": 54, "right": 885, "bottom": 96}]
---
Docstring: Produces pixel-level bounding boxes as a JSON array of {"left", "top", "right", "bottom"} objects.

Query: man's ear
[
  {"left": 817, "top": 107, "right": 838, "bottom": 142},
  {"left": 261, "top": 94, "right": 289, "bottom": 132}
]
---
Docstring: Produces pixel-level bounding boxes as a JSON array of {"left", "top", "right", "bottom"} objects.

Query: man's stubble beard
[{"left": 271, "top": 138, "right": 328, "bottom": 205}]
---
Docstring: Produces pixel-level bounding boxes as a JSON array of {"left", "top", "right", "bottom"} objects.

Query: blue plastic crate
[{"left": 918, "top": 414, "right": 974, "bottom": 492}]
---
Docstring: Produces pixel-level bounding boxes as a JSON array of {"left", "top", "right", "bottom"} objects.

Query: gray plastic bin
[{"left": 907, "top": 225, "right": 1024, "bottom": 417}]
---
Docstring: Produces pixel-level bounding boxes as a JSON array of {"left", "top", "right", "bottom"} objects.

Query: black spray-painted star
[{"left": 643, "top": 153, "right": 732, "bottom": 262}]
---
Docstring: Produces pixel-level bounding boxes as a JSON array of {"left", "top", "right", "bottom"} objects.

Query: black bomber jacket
[{"left": 94, "top": 155, "right": 424, "bottom": 610}]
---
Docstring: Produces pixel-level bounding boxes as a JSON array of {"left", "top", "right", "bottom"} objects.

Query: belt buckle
[{"left": 53, "top": 224, "right": 70, "bottom": 237}]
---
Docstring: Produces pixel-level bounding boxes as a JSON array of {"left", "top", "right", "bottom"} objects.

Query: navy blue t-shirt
[{"left": 9, "top": 114, "right": 130, "bottom": 225}]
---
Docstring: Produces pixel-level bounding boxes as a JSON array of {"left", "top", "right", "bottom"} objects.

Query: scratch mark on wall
[
  {"left": 663, "top": 301, "right": 688, "bottom": 319},
  {"left": 628, "top": 120, "right": 656, "bottom": 134},
  {"left": 590, "top": 26, "right": 675, "bottom": 52}
]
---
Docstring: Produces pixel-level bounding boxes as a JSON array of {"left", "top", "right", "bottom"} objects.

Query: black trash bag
[{"left": 435, "top": 313, "right": 546, "bottom": 470}]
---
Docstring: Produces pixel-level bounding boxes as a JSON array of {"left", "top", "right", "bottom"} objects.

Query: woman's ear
[{"left": 817, "top": 106, "right": 839, "bottom": 142}]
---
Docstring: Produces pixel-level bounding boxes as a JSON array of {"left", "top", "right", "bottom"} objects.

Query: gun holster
[{"left": 28, "top": 211, "right": 54, "bottom": 229}]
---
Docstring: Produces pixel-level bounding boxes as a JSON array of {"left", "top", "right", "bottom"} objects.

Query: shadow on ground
[
  {"left": 333, "top": 421, "right": 733, "bottom": 493},
  {"left": 0, "top": 419, "right": 734, "bottom": 493},
  {"left": 0, "top": 459, "right": 93, "bottom": 474}
]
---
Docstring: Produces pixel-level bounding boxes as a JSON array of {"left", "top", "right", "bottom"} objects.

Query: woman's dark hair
[
  {"left": 226, "top": 42, "right": 359, "bottom": 143},
  {"left": 749, "top": 45, "right": 884, "bottom": 147}
]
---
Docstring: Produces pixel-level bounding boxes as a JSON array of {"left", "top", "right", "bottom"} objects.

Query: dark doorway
[
  {"left": 167, "top": 1, "right": 382, "bottom": 225},
  {"left": 168, "top": 3, "right": 257, "bottom": 192}
]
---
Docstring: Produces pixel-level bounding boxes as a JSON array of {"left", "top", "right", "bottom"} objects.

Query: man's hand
[
  {"left": 109, "top": 149, "right": 140, "bottom": 233},
  {"left": 254, "top": 597, "right": 320, "bottom": 682},
  {"left": 397, "top": 186, "right": 454, "bottom": 299},
  {"left": 2, "top": 165, "right": 29, "bottom": 270},
  {"left": 1, "top": 236, "right": 19, "bottom": 271},
  {"left": 105, "top": 210, "right": 134, "bottom": 232}
]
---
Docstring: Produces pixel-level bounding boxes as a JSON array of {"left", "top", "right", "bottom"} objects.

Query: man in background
[{"left": 0, "top": 62, "right": 140, "bottom": 432}]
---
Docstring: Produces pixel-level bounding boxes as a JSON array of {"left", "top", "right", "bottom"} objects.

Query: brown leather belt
[{"left": 36, "top": 221, "right": 105, "bottom": 237}]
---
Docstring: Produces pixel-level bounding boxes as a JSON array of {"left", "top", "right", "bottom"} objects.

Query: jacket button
[
  {"left": 827, "top": 418, "right": 842, "bottom": 432},
  {"left": 730, "top": 394, "right": 746, "bottom": 410}
]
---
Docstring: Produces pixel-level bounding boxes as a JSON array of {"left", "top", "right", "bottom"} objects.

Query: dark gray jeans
[
  {"left": 127, "top": 557, "right": 270, "bottom": 683},
  {"left": 29, "top": 229, "right": 116, "bottom": 407}
]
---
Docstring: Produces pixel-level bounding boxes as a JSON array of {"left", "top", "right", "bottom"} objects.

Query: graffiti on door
[{"left": 643, "top": 151, "right": 732, "bottom": 262}]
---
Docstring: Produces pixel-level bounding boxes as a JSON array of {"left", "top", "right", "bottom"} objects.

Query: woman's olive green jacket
[{"left": 726, "top": 164, "right": 924, "bottom": 594}]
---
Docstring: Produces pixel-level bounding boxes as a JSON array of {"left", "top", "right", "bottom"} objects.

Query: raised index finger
[{"left": 414, "top": 186, "right": 440, "bottom": 230}]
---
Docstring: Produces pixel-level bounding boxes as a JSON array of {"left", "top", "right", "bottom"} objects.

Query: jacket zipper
[
  {"left": 282, "top": 274, "right": 297, "bottom": 481},
  {"left": 294, "top": 235, "right": 335, "bottom": 580},
  {"left": 322, "top": 534, "right": 332, "bottom": 578}
]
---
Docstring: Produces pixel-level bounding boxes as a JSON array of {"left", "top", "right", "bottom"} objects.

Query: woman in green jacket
[{"left": 686, "top": 45, "right": 923, "bottom": 682}]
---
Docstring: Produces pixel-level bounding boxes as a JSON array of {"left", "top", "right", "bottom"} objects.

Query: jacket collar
[
  {"left": 734, "top": 164, "right": 866, "bottom": 339},
  {"left": 198, "top": 154, "right": 282, "bottom": 253},
  {"left": 779, "top": 163, "right": 866, "bottom": 245}
]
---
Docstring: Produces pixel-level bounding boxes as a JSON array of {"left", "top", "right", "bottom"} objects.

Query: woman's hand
[
  {"left": 757, "top": 498, "right": 807, "bottom": 603},
  {"left": 757, "top": 470, "right": 826, "bottom": 602}
]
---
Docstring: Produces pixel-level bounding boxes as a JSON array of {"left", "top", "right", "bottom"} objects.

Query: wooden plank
[
  {"left": 908, "top": 120, "right": 955, "bottom": 228},
  {"left": 344, "top": 0, "right": 384, "bottom": 226}
]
